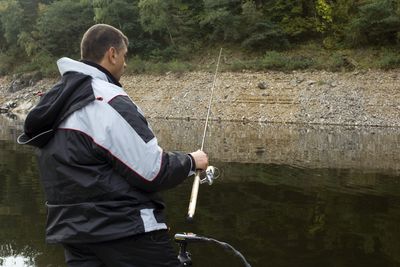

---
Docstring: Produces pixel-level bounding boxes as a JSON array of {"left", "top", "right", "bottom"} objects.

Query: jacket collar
[
  {"left": 80, "top": 60, "right": 122, "bottom": 87},
  {"left": 57, "top": 57, "right": 122, "bottom": 87}
]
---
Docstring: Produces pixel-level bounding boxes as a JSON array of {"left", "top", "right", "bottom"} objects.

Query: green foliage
[
  {"left": 313, "top": 52, "right": 351, "bottom": 71},
  {"left": 0, "top": 1, "right": 24, "bottom": 46},
  {"left": 36, "top": 0, "right": 94, "bottom": 57},
  {"left": 138, "top": 0, "right": 169, "bottom": 34},
  {"left": 94, "top": 0, "right": 140, "bottom": 34},
  {"left": 15, "top": 50, "right": 57, "bottom": 76},
  {"left": 377, "top": 51, "right": 400, "bottom": 70},
  {"left": 241, "top": 21, "right": 289, "bottom": 50},
  {"left": 149, "top": 46, "right": 179, "bottom": 62},
  {"left": 138, "top": 0, "right": 202, "bottom": 52},
  {"left": 0, "top": 51, "right": 15, "bottom": 75},
  {"left": 18, "top": 31, "right": 38, "bottom": 57},
  {"left": 261, "top": 51, "right": 313, "bottom": 70},
  {"left": 347, "top": 0, "right": 400, "bottom": 46},
  {"left": 0, "top": 0, "right": 400, "bottom": 76},
  {"left": 315, "top": 0, "right": 333, "bottom": 33},
  {"left": 93, "top": 0, "right": 154, "bottom": 54},
  {"left": 199, "top": 0, "right": 242, "bottom": 41},
  {"left": 263, "top": 0, "right": 317, "bottom": 40}
]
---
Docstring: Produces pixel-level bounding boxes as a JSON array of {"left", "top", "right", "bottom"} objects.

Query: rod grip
[{"left": 187, "top": 171, "right": 201, "bottom": 221}]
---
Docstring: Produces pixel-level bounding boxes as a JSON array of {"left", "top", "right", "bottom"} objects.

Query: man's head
[{"left": 81, "top": 24, "right": 129, "bottom": 81}]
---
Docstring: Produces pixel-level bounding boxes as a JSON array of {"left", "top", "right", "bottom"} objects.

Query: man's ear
[{"left": 107, "top": 47, "right": 117, "bottom": 65}]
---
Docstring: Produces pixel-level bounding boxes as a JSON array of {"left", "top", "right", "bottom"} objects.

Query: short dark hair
[{"left": 81, "top": 24, "right": 129, "bottom": 63}]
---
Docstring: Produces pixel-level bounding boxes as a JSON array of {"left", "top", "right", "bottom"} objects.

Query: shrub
[
  {"left": 126, "top": 56, "right": 147, "bottom": 74},
  {"left": 261, "top": 51, "right": 287, "bottom": 70},
  {"left": 167, "top": 60, "right": 194, "bottom": 73},
  {"left": 0, "top": 52, "right": 15, "bottom": 75},
  {"left": 378, "top": 51, "right": 400, "bottom": 69},
  {"left": 324, "top": 52, "right": 347, "bottom": 71}
]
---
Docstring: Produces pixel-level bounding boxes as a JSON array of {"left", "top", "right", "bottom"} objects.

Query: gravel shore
[{"left": 1, "top": 70, "right": 399, "bottom": 127}]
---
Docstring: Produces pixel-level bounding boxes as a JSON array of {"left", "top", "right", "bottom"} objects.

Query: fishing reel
[{"left": 199, "top": 166, "right": 220, "bottom": 185}]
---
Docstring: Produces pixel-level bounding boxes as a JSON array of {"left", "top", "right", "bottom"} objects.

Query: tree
[
  {"left": 315, "top": 0, "right": 333, "bottom": 33},
  {"left": 262, "top": 0, "right": 317, "bottom": 41},
  {"left": 241, "top": 21, "right": 289, "bottom": 50},
  {"left": 328, "top": 0, "right": 358, "bottom": 45},
  {"left": 138, "top": 0, "right": 203, "bottom": 59},
  {"left": 36, "top": 0, "right": 94, "bottom": 57},
  {"left": 0, "top": 1, "right": 24, "bottom": 47},
  {"left": 93, "top": 0, "right": 153, "bottom": 54},
  {"left": 199, "top": 0, "right": 243, "bottom": 41},
  {"left": 347, "top": 0, "right": 400, "bottom": 46}
]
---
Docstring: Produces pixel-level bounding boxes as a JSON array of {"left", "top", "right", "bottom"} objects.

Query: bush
[
  {"left": 378, "top": 51, "right": 400, "bottom": 69},
  {"left": 0, "top": 52, "right": 15, "bottom": 75},
  {"left": 126, "top": 56, "right": 147, "bottom": 74},
  {"left": 149, "top": 46, "right": 180, "bottom": 62},
  {"left": 229, "top": 59, "right": 253, "bottom": 72},
  {"left": 166, "top": 60, "right": 194, "bottom": 73},
  {"left": 320, "top": 52, "right": 348, "bottom": 71},
  {"left": 260, "top": 51, "right": 313, "bottom": 71},
  {"left": 285, "top": 56, "right": 314, "bottom": 70},
  {"left": 261, "top": 51, "right": 287, "bottom": 70}
]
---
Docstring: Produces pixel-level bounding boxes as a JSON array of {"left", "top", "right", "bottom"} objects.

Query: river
[{"left": 0, "top": 115, "right": 400, "bottom": 267}]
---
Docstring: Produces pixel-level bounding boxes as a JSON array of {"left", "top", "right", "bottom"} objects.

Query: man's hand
[{"left": 190, "top": 150, "right": 208, "bottom": 171}]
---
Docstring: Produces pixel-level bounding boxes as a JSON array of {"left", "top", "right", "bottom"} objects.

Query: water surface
[{"left": 1, "top": 116, "right": 400, "bottom": 267}]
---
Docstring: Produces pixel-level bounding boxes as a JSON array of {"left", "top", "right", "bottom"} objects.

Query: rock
[
  {"left": 6, "top": 102, "right": 17, "bottom": 109},
  {"left": 307, "top": 80, "right": 316, "bottom": 86},
  {"left": 8, "top": 79, "right": 26, "bottom": 93},
  {"left": 257, "top": 81, "right": 268, "bottom": 89},
  {"left": 8, "top": 72, "right": 42, "bottom": 93}
]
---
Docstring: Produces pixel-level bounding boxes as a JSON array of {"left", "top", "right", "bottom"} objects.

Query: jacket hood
[{"left": 17, "top": 58, "right": 105, "bottom": 148}]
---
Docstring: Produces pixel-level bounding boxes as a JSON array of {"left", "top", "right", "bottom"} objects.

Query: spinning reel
[{"left": 199, "top": 166, "right": 220, "bottom": 185}]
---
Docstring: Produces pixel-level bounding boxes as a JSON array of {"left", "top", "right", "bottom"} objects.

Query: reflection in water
[
  {"left": 152, "top": 118, "right": 400, "bottom": 174},
  {"left": 0, "top": 116, "right": 400, "bottom": 266},
  {"left": 0, "top": 256, "right": 33, "bottom": 267}
]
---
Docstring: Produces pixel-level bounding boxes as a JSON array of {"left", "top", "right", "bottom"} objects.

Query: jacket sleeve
[{"left": 96, "top": 95, "right": 194, "bottom": 192}]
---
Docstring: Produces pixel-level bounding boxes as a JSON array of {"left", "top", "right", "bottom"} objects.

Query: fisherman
[{"left": 17, "top": 24, "right": 208, "bottom": 267}]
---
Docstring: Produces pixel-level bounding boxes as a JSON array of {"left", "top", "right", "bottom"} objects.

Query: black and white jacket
[{"left": 18, "top": 57, "right": 195, "bottom": 244}]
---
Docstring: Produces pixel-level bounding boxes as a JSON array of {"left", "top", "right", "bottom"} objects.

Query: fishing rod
[{"left": 187, "top": 48, "right": 222, "bottom": 221}]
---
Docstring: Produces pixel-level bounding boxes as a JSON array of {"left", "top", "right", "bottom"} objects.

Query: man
[{"left": 17, "top": 24, "right": 208, "bottom": 267}]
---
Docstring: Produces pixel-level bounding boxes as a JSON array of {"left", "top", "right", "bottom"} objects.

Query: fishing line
[
  {"left": 175, "top": 232, "right": 252, "bottom": 267},
  {"left": 199, "top": 47, "right": 223, "bottom": 151}
]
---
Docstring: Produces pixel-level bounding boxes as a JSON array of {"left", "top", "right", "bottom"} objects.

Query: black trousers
[{"left": 62, "top": 230, "right": 182, "bottom": 267}]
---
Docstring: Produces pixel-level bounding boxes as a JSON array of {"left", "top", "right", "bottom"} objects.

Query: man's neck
[{"left": 81, "top": 60, "right": 122, "bottom": 87}]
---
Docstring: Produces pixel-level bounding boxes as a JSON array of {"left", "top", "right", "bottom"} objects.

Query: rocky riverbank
[{"left": 0, "top": 70, "right": 399, "bottom": 127}]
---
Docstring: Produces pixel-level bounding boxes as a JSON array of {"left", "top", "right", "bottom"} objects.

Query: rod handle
[{"left": 187, "top": 171, "right": 201, "bottom": 221}]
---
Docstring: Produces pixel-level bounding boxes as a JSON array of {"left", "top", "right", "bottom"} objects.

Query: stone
[{"left": 257, "top": 81, "right": 268, "bottom": 89}]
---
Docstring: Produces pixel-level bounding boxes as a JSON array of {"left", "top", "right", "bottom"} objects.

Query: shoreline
[{"left": 0, "top": 70, "right": 399, "bottom": 127}]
